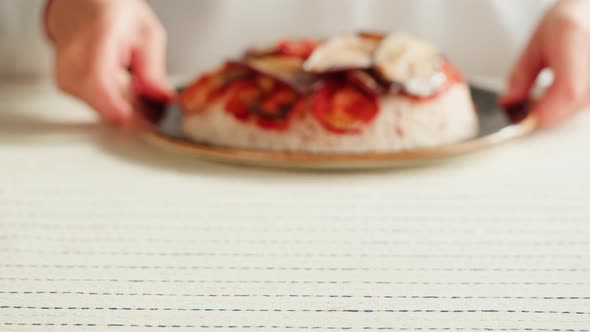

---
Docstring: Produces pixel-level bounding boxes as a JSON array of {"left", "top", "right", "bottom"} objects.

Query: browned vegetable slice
[
  {"left": 303, "top": 34, "right": 379, "bottom": 74},
  {"left": 243, "top": 56, "right": 317, "bottom": 94},
  {"left": 179, "top": 63, "right": 250, "bottom": 115},
  {"left": 346, "top": 70, "right": 388, "bottom": 97},
  {"left": 374, "top": 32, "right": 447, "bottom": 97}
]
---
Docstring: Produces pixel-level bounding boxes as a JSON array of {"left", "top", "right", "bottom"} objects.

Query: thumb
[
  {"left": 532, "top": 56, "right": 590, "bottom": 127},
  {"left": 531, "top": 78, "right": 576, "bottom": 127},
  {"left": 501, "top": 31, "right": 544, "bottom": 108},
  {"left": 132, "top": 30, "right": 174, "bottom": 103}
]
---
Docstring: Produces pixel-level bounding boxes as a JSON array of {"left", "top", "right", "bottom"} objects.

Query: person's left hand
[{"left": 501, "top": 0, "right": 590, "bottom": 128}]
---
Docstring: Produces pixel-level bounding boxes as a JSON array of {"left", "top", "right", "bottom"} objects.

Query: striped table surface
[{"left": 1, "top": 83, "right": 590, "bottom": 331}]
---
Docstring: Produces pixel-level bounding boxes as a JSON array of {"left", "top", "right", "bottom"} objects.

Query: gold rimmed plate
[{"left": 137, "top": 85, "right": 536, "bottom": 170}]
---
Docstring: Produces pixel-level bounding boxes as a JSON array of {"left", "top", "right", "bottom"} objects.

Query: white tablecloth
[{"left": 1, "top": 82, "right": 590, "bottom": 331}]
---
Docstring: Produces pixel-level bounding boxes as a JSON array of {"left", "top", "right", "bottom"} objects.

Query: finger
[
  {"left": 73, "top": 35, "right": 134, "bottom": 125},
  {"left": 501, "top": 29, "right": 545, "bottom": 107},
  {"left": 131, "top": 24, "right": 174, "bottom": 103},
  {"left": 533, "top": 30, "right": 590, "bottom": 127},
  {"left": 533, "top": 71, "right": 588, "bottom": 128},
  {"left": 86, "top": 70, "right": 134, "bottom": 125},
  {"left": 532, "top": 79, "right": 579, "bottom": 127}
]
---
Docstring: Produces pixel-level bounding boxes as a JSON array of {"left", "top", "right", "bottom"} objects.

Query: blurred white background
[
  {"left": 0, "top": 0, "right": 51, "bottom": 79},
  {"left": 0, "top": 0, "right": 552, "bottom": 82}
]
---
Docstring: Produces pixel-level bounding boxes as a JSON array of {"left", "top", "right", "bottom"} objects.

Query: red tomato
[
  {"left": 311, "top": 81, "right": 379, "bottom": 134},
  {"left": 179, "top": 74, "right": 223, "bottom": 115},
  {"left": 277, "top": 39, "right": 318, "bottom": 60},
  {"left": 180, "top": 64, "right": 249, "bottom": 115},
  {"left": 224, "top": 79, "right": 262, "bottom": 121},
  {"left": 255, "top": 84, "right": 302, "bottom": 131},
  {"left": 257, "top": 97, "right": 306, "bottom": 131},
  {"left": 258, "top": 84, "right": 297, "bottom": 117},
  {"left": 224, "top": 75, "right": 304, "bottom": 131}
]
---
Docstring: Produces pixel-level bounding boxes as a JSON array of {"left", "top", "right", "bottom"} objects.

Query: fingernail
[{"left": 505, "top": 100, "right": 531, "bottom": 123}]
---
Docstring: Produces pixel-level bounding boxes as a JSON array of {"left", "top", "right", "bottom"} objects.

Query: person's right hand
[{"left": 46, "top": 0, "right": 173, "bottom": 125}]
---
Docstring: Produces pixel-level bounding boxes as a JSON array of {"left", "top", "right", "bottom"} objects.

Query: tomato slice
[
  {"left": 224, "top": 75, "right": 304, "bottom": 131},
  {"left": 277, "top": 39, "right": 318, "bottom": 60},
  {"left": 256, "top": 98, "right": 305, "bottom": 131},
  {"left": 311, "top": 81, "right": 379, "bottom": 134},
  {"left": 255, "top": 84, "right": 301, "bottom": 131},
  {"left": 179, "top": 74, "right": 222, "bottom": 115},
  {"left": 257, "top": 84, "right": 297, "bottom": 118},
  {"left": 224, "top": 79, "right": 262, "bottom": 121},
  {"left": 179, "top": 64, "right": 249, "bottom": 115}
]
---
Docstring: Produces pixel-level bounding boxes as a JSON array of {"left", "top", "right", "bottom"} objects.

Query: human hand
[
  {"left": 46, "top": 0, "right": 173, "bottom": 125},
  {"left": 502, "top": 0, "right": 590, "bottom": 128}
]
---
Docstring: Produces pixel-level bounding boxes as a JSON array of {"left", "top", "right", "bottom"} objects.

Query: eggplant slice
[
  {"left": 242, "top": 56, "right": 318, "bottom": 94},
  {"left": 374, "top": 33, "right": 446, "bottom": 97},
  {"left": 303, "top": 34, "right": 380, "bottom": 74}
]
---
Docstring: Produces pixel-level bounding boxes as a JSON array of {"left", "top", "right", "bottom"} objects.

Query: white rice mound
[{"left": 182, "top": 83, "right": 478, "bottom": 154}]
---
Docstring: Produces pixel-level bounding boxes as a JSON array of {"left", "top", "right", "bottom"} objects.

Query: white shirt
[{"left": 0, "top": 0, "right": 553, "bottom": 82}]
